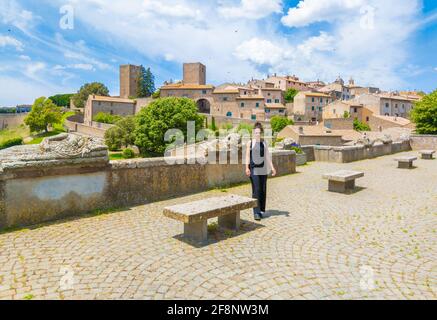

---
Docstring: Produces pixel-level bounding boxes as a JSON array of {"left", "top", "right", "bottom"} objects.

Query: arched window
[{"left": 226, "top": 111, "right": 232, "bottom": 117}]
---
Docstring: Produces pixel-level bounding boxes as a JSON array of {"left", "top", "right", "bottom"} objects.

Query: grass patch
[
  {"left": 109, "top": 152, "right": 124, "bottom": 160},
  {"left": 0, "top": 125, "right": 30, "bottom": 144},
  {"left": 26, "top": 130, "right": 63, "bottom": 145},
  {"left": 53, "top": 111, "right": 75, "bottom": 132},
  {"left": 23, "top": 294, "right": 34, "bottom": 300}
]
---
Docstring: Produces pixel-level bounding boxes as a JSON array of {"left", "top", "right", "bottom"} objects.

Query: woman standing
[{"left": 245, "top": 122, "right": 276, "bottom": 221}]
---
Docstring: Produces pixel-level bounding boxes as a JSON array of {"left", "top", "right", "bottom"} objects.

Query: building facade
[
  {"left": 293, "top": 91, "right": 333, "bottom": 122},
  {"left": 120, "top": 64, "right": 141, "bottom": 98},
  {"left": 84, "top": 95, "right": 136, "bottom": 125}
]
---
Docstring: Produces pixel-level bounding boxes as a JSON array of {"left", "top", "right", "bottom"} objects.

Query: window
[
  {"left": 366, "top": 116, "right": 369, "bottom": 121},
  {"left": 265, "top": 109, "right": 270, "bottom": 113},
  {"left": 226, "top": 111, "right": 232, "bottom": 117},
  {"left": 385, "top": 103, "right": 389, "bottom": 108},
  {"left": 279, "top": 109, "right": 284, "bottom": 113},
  {"left": 353, "top": 107, "right": 358, "bottom": 113},
  {"left": 110, "top": 110, "right": 114, "bottom": 115},
  {"left": 319, "top": 107, "right": 323, "bottom": 111},
  {"left": 312, "top": 97, "right": 315, "bottom": 102},
  {"left": 320, "top": 98, "right": 323, "bottom": 103},
  {"left": 98, "top": 102, "right": 101, "bottom": 106},
  {"left": 268, "top": 93, "right": 271, "bottom": 96},
  {"left": 395, "top": 104, "right": 398, "bottom": 108},
  {"left": 402, "top": 104, "right": 405, "bottom": 109},
  {"left": 251, "top": 115, "right": 256, "bottom": 120},
  {"left": 275, "top": 99, "right": 279, "bottom": 103},
  {"left": 244, "top": 91, "right": 247, "bottom": 95},
  {"left": 223, "top": 97, "right": 228, "bottom": 101},
  {"left": 312, "top": 106, "right": 315, "bottom": 111},
  {"left": 240, "top": 102, "right": 245, "bottom": 107},
  {"left": 255, "top": 102, "right": 259, "bottom": 108},
  {"left": 202, "top": 90, "right": 207, "bottom": 94},
  {"left": 267, "top": 99, "right": 272, "bottom": 103}
]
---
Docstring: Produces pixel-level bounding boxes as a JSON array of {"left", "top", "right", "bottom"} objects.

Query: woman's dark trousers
[{"left": 250, "top": 171, "right": 267, "bottom": 215}]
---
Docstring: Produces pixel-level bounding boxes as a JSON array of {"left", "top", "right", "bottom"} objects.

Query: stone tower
[
  {"left": 120, "top": 64, "right": 141, "bottom": 98},
  {"left": 183, "top": 62, "right": 206, "bottom": 85}
]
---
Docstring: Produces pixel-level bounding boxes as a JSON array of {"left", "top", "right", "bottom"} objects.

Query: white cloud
[
  {"left": 19, "top": 54, "right": 31, "bottom": 60},
  {"left": 219, "top": 0, "right": 282, "bottom": 19},
  {"left": 234, "top": 38, "right": 287, "bottom": 65},
  {"left": 0, "top": 0, "right": 36, "bottom": 32},
  {"left": 70, "top": 63, "right": 95, "bottom": 71},
  {"left": 142, "top": 0, "right": 203, "bottom": 20},
  {"left": 281, "top": 0, "right": 365, "bottom": 27},
  {"left": 434, "top": 67, "right": 437, "bottom": 72},
  {"left": 0, "top": 35, "right": 24, "bottom": 51},
  {"left": 232, "top": 0, "right": 422, "bottom": 89},
  {"left": 26, "top": 62, "right": 46, "bottom": 78}
]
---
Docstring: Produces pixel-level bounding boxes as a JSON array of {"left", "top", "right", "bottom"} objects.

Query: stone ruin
[{"left": 0, "top": 133, "right": 108, "bottom": 172}]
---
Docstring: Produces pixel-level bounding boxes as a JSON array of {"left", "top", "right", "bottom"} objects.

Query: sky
[{"left": 0, "top": 0, "right": 437, "bottom": 106}]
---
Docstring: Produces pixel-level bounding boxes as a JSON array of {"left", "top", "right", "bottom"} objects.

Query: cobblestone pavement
[{"left": 0, "top": 151, "right": 436, "bottom": 300}]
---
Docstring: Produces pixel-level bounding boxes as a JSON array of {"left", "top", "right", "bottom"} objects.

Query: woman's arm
[
  {"left": 265, "top": 142, "right": 276, "bottom": 176},
  {"left": 245, "top": 140, "right": 251, "bottom": 176}
]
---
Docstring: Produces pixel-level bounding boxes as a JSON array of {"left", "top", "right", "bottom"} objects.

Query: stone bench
[
  {"left": 419, "top": 150, "right": 435, "bottom": 160},
  {"left": 164, "top": 194, "right": 257, "bottom": 243},
  {"left": 394, "top": 156, "right": 417, "bottom": 169},
  {"left": 322, "top": 170, "right": 364, "bottom": 193}
]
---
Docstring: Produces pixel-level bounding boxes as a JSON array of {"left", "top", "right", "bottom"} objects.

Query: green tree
[
  {"left": 24, "top": 97, "right": 62, "bottom": 133},
  {"left": 134, "top": 97, "right": 204, "bottom": 155},
  {"left": 144, "top": 67, "right": 156, "bottom": 97},
  {"left": 48, "top": 94, "right": 74, "bottom": 107},
  {"left": 152, "top": 89, "right": 160, "bottom": 99},
  {"left": 411, "top": 89, "right": 437, "bottom": 134},
  {"left": 136, "top": 66, "right": 156, "bottom": 98},
  {"left": 93, "top": 112, "right": 122, "bottom": 124},
  {"left": 343, "top": 111, "right": 350, "bottom": 118},
  {"left": 353, "top": 118, "right": 371, "bottom": 132},
  {"left": 104, "top": 126, "right": 124, "bottom": 151},
  {"left": 284, "top": 88, "right": 299, "bottom": 103},
  {"left": 115, "top": 116, "right": 137, "bottom": 146},
  {"left": 72, "top": 82, "right": 109, "bottom": 108},
  {"left": 270, "top": 115, "right": 294, "bottom": 133}
]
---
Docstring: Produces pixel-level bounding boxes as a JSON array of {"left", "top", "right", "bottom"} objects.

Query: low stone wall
[
  {"left": 0, "top": 113, "right": 27, "bottom": 130},
  {"left": 0, "top": 150, "right": 296, "bottom": 229},
  {"left": 301, "top": 145, "right": 315, "bottom": 161},
  {"left": 323, "top": 118, "right": 354, "bottom": 130},
  {"left": 410, "top": 135, "right": 437, "bottom": 150},
  {"left": 313, "top": 140, "right": 411, "bottom": 163}
]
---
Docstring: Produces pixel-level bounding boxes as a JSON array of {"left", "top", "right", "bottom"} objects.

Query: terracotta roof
[
  {"left": 260, "top": 88, "right": 282, "bottom": 91},
  {"left": 235, "top": 96, "right": 264, "bottom": 100},
  {"left": 371, "top": 114, "right": 411, "bottom": 126},
  {"left": 161, "top": 83, "right": 214, "bottom": 90},
  {"left": 301, "top": 92, "right": 331, "bottom": 98},
  {"left": 265, "top": 103, "right": 286, "bottom": 109},
  {"left": 213, "top": 89, "right": 240, "bottom": 94},
  {"left": 90, "top": 95, "right": 134, "bottom": 103}
]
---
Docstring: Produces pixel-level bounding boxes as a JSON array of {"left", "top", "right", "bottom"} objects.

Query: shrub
[
  {"left": 104, "top": 126, "right": 124, "bottom": 151},
  {"left": 411, "top": 89, "right": 437, "bottom": 134},
  {"left": 93, "top": 112, "right": 122, "bottom": 124},
  {"left": 0, "top": 137, "right": 23, "bottom": 150},
  {"left": 237, "top": 122, "right": 253, "bottom": 134},
  {"left": 353, "top": 118, "right": 371, "bottom": 131},
  {"left": 24, "top": 97, "right": 62, "bottom": 133},
  {"left": 291, "top": 146, "right": 303, "bottom": 154},
  {"left": 134, "top": 97, "right": 204, "bottom": 155},
  {"left": 122, "top": 148, "right": 135, "bottom": 159},
  {"left": 284, "top": 88, "right": 298, "bottom": 103},
  {"left": 270, "top": 116, "right": 294, "bottom": 133}
]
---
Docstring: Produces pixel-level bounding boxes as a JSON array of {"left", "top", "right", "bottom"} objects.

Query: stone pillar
[
  {"left": 218, "top": 211, "right": 240, "bottom": 231},
  {"left": 184, "top": 220, "right": 208, "bottom": 242}
]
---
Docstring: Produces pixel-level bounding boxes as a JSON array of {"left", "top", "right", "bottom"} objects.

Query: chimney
[{"left": 298, "top": 126, "right": 304, "bottom": 134}]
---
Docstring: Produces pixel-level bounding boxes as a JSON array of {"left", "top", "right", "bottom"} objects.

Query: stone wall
[
  {"left": 0, "top": 113, "right": 27, "bottom": 130},
  {"left": 0, "top": 149, "right": 296, "bottom": 229},
  {"left": 323, "top": 118, "right": 353, "bottom": 130},
  {"left": 410, "top": 135, "right": 437, "bottom": 150},
  {"left": 313, "top": 140, "right": 411, "bottom": 163}
]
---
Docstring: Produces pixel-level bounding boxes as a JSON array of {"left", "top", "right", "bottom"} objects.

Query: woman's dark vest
[{"left": 250, "top": 140, "right": 265, "bottom": 169}]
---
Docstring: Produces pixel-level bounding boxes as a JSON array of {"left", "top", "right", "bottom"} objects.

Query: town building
[
  {"left": 84, "top": 95, "right": 136, "bottom": 125},
  {"left": 350, "top": 93, "right": 417, "bottom": 118},
  {"left": 292, "top": 91, "right": 333, "bottom": 122},
  {"left": 265, "top": 74, "right": 311, "bottom": 91},
  {"left": 120, "top": 64, "right": 141, "bottom": 98}
]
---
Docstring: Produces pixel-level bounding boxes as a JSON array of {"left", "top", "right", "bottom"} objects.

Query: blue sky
[{"left": 1, "top": 0, "right": 437, "bottom": 106}]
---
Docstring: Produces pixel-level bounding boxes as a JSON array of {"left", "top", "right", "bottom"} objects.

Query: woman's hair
[{"left": 253, "top": 122, "right": 264, "bottom": 133}]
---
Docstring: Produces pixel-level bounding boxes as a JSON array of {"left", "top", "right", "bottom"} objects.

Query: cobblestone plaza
[{"left": 0, "top": 151, "right": 435, "bottom": 300}]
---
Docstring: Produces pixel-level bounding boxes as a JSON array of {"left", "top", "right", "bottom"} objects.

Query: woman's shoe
[
  {"left": 254, "top": 213, "right": 261, "bottom": 221},
  {"left": 260, "top": 211, "right": 265, "bottom": 218}
]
